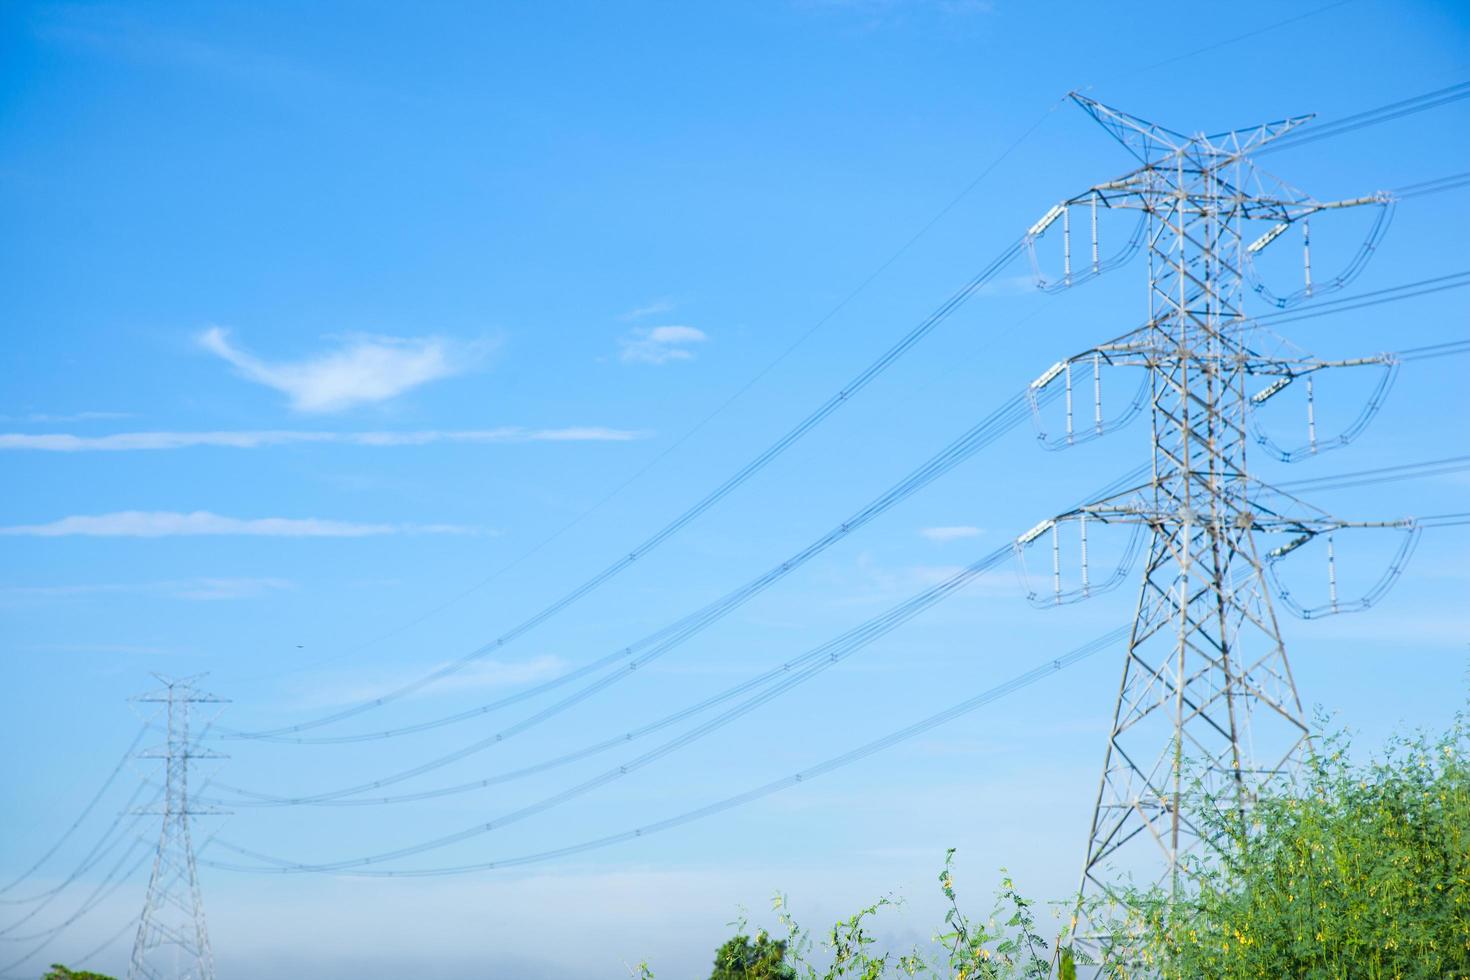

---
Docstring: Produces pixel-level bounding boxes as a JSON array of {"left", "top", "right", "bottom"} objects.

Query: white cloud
[
  {"left": 976, "top": 274, "right": 1040, "bottom": 297},
  {"left": 523, "top": 427, "right": 644, "bottom": 442},
  {"left": 0, "top": 410, "right": 133, "bottom": 423},
  {"left": 199, "top": 327, "right": 483, "bottom": 412},
  {"left": 0, "top": 512, "right": 482, "bottom": 538},
  {"left": 919, "top": 525, "right": 984, "bottom": 542},
  {"left": 0, "top": 427, "right": 645, "bottom": 452},
  {"left": 618, "top": 325, "right": 708, "bottom": 365},
  {"left": 828, "top": 550, "right": 1017, "bottom": 606},
  {"left": 619, "top": 299, "right": 676, "bottom": 321},
  {"left": 293, "top": 654, "right": 571, "bottom": 707},
  {"left": 21, "top": 642, "right": 176, "bottom": 656},
  {"left": 904, "top": 563, "right": 971, "bottom": 585},
  {"left": 1, "top": 577, "right": 293, "bottom": 601},
  {"left": 35, "top": 5, "right": 340, "bottom": 100}
]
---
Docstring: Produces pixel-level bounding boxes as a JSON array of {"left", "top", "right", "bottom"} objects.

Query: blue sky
[{"left": 2, "top": 1, "right": 1468, "bottom": 977}]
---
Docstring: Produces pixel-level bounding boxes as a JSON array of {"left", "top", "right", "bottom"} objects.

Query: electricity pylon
[
  {"left": 1016, "top": 94, "right": 1403, "bottom": 943},
  {"left": 130, "top": 676, "right": 228, "bottom": 980}
]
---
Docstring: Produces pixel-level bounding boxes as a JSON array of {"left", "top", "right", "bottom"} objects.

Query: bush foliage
[
  {"left": 709, "top": 931, "right": 796, "bottom": 979},
  {"left": 1104, "top": 714, "right": 1470, "bottom": 978},
  {"left": 42, "top": 967, "right": 117, "bottom": 980},
  {"left": 650, "top": 711, "right": 1470, "bottom": 979}
]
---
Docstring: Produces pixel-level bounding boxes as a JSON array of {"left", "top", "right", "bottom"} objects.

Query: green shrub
[
  {"left": 709, "top": 929, "right": 797, "bottom": 979},
  {"left": 1102, "top": 713, "right": 1470, "bottom": 979},
  {"left": 685, "top": 852, "right": 1073, "bottom": 980},
  {"left": 42, "top": 967, "right": 117, "bottom": 980},
  {"left": 652, "top": 711, "right": 1470, "bottom": 979}
]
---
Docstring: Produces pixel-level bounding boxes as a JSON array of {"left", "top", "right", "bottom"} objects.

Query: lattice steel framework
[
  {"left": 130, "top": 676, "right": 227, "bottom": 980},
  {"left": 1016, "top": 95, "right": 1401, "bottom": 937}
]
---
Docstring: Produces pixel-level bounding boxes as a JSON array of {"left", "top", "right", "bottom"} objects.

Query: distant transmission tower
[
  {"left": 1016, "top": 95, "right": 1405, "bottom": 941},
  {"left": 130, "top": 675, "right": 228, "bottom": 980}
]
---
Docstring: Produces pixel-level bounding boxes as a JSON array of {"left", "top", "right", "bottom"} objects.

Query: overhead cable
[
  {"left": 227, "top": 385, "right": 1045, "bottom": 748},
  {"left": 202, "top": 626, "right": 1128, "bottom": 877},
  {"left": 0, "top": 725, "right": 149, "bottom": 901},
  {"left": 0, "top": 782, "right": 152, "bottom": 926},
  {"left": 1256, "top": 80, "right": 1470, "bottom": 156},
  {"left": 1272, "top": 455, "right": 1470, "bottom": 495},
  {"left": 227, "top": 238, "right": 1029, "bottom": 741},
  {"left": 224, "top": 106, "right": 1470, "bottom": 743},
  {"left": 224, "top": 97, "right": 1068, "bottom": 692},
  {"left": 200, "top": 466, "right": 1150, "bottom": 864}
]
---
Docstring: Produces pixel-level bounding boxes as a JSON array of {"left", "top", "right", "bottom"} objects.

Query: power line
[
  {"left": 1086, "top": 0, "right": 1357, "bottom": 84},
  {"left": 223, "top": 97, "right": 1068, "bottom": 691},
  {"left": 0, "top": 783, "right": 153, "bottom": 923},
  {"left": 212, "top": 527, "right": 1132, "bottom": 810},
  {"left": 1395, "top": 169, "right": 1470, "bottom": 200},
  {"left": 7, "top": 42, "right": 1467, "bottom": 979},
  {"left": 0, "top": 725, "right": 149, "bottom": 902},
  {"left": 1247, "top": 271, "right": 1470, "bottom": 330},
  {"left": 1255, "top": 79, "right": 1470, "bottom": 156},
  {"left": 0, "top": 729, "right": 223, "bottom": 980},
  {"left": 1396, "top": 338, "right": 1470, "bottom": 362},
  {"left": 221, "top": 261, "right": 1470, "bottom": 753},
  {"left": 0, "top": 844, "right": 153, "bottom": 980},
  {"left": 199, "top": 463, "right": 1152, "bottom": 865},
  {"left": 206, "top": 428, "right": 1140, "bottom": 812},
  {"left": 228, "top": 237, "right": 1027, "bottom": 740},
  {"left": 25, "top": 72, "right": 1470, "bottom": 946},
  {"left": 207, "top": 219, "right": 1467, "bottom": 877},
  {"left": 225, "top": 78, "right": 1470, "bottom": 743},
  {"left": 210, "top": 540, "right": 1023, "bottom": 809},
  {"left": 1271, "top": 454, "right": 1470, "bottom": 495},
  {"left": 71, "top": 915, "right": 141, "bottom": 978},
  {"left": 202, "top": 627, "right": 1129, "bottom": 877},
  {"left": 199, "top": 287, "right": 1469, "bottom": 820},
  {"left": 212, "top": 530, "right": 1032, "bottom": 807},
  {"left": 0, "top": 841, "right": 150, "bottom": 945},
  {"left": 227, "top": 383, "right": 1046, "bottom": 747}
]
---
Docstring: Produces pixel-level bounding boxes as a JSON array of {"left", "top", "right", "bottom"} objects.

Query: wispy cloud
[
  {"left": 828, "top": 551, "right": 1017, "bottom": 606},
  {"left": 19, "top": 642, "right": 177, "bottom": 656},
  {"left": 34, "top": 5, "right": 336, "bottom": 99},
  {"left": 919, "top": 525, "right": 984, "bottom": 543},
  {"left": 0, "top": 427, "right": 645, "bottom": 452},
  {"left": 293, "top": 654, "right": 570, "bottom": 707},
  {"left": 0, "top": 512, "right": 482, "bottom": 538},
  {"left": 618, "top": 325, "right": 709, "bottom": 365},
  {"left": 2, "top": 577, "right": 293, "bottom": 602},
  {"left": 619, "top": 299, "right": 677, "bottom": 321},
  {"left": 976, "top": 274, "right": 1039, "bottom": 297},
  {"left": 0, "top": 411, "right": 133, "bottom": 423},
  {"left": 198, "top": 327, "right": 486, "bottom": 413}
]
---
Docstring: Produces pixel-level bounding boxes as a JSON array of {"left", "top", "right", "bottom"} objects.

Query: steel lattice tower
[
  {"left": 1015, "top": 95, "right": 1399, "bottom": 941},
  {"left": 130, "top": 676, "right": 228, "bottom": 980}
]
